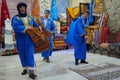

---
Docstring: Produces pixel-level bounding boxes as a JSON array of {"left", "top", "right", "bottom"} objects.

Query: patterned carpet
[{"left": 69, "top": 63, "right": 120, "bottom": 80}]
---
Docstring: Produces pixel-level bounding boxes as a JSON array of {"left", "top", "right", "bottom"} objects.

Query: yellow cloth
[
  {"left": 86, "top": 25, "right": 98, "bottom": 44},
  {"left": 22, "top": 18, "right": 29, "bottom": 27},
  {"left": 86, "top": 27, "right": 91, "bottom": 44},
  {"left": 21, "top": 17, "right": 29, "bottom": 33},
  {"left": 67, "top": 7, "right": 80, "bottom": 18}
]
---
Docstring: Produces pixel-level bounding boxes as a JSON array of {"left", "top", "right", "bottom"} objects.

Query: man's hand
[
  {"left": 27, "top": 26, "right": 33, "bottom": 30},
  {"left": 84, "top": 35, "right": 88, "bottom": 39},
  {"left": 39, "top": 26, "right": 42, "bottom": 32},
  {"left": 24, "top": 26, "right": 33, "bottom": 33}
]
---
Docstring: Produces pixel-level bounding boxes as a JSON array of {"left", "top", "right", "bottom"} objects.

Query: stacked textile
[
  {"left": 53, "top": 34, "right": 67, "bottom": 50},
  {"left": 60, "top": 22, "right": 68, "bottom": 33}
]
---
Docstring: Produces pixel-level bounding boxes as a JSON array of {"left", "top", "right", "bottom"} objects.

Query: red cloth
[
  {"left": 0, "top": 0, "right": 10, "bottom": 35},
  {"left": 99, "top": 14, "right": 109, "bottom": 43},
  {"left": 102, "top": 26, "right": 109, "bottom": 43},
  {"left": 60, "top": 26, "right": 67, "bottom": 32}
]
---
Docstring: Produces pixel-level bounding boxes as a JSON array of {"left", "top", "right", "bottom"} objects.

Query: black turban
[{"left": 17, "top": 2, "right": 27, "bottom": 17}]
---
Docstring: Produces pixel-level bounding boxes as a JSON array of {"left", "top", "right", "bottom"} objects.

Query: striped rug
[{"left": 69, "top": 63, "right": 120, "bottom": 80}]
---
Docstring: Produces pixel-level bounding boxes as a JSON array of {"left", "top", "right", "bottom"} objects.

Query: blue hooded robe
[
  {"left": 65, "top": 19, "right": 77, "bottom": 45},
  {"left": 40, "top": 18, "right": 55, "bottom": 58},
  {"left": 74, "top": 15, "right": 89, "bottom": 60},
  {"left": 12, "top": 16, "right": 39, "bottom": 67}
]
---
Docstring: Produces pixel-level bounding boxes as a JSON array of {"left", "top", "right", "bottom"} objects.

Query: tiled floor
[{"left": 0, "top": 49, "right": 120, "bottom": 80}]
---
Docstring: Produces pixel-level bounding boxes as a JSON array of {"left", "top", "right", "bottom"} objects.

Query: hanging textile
[
  {"left": 93, "top": 0, "right": 104, "bottom": 15},
  {"left": 95, "top": 13, "right": 109, "bottom": 44},
  {"left": 56, "top": 0, "right": 69, "bottom": 15},
  {"left": 4, "top": 18, "right": 14, "bottom": 50},
  {"left": 32, "top": 0, "right": 40, "bottom": 17},
  {"left": 98, "top": 13, "right": 109, "bottom": 43},
  {"left": 67, "top": 7, "right": 80, "bottom": 28},
  {"left": 31, "top": 0, "right": 41, "bottom": 25},
  {"left": 95, "top": 13, "right": 104, "bottom": 43},
  {"left": 39, "top": 0, "right": 52, "bottom": 16},
  {"left": 89, "top": 0, "right": 94, "bottom": 25},
  {"left": 0, "top": 0, "right": 10, "bottom": 35},
  {"left": 50, "top": 0, "right": 58, "bottom": 20},
  {"left": 67, "top": 7, "right": 80, "bottom": 19}
]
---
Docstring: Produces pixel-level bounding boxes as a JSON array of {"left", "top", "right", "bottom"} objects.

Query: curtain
[
  {"left": 56, "top": 0, "right": 69, "bottom": 15},
  {"left": 0, "top": 0, "right": 10, "bottom": 35},
  {"left": 50, "top": 0, "right": 58, "bottom": 20}
]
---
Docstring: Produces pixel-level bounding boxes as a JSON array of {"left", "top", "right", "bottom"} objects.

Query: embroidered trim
[{"left": 16, "top": 16, "right": 32, "bottom": 27}]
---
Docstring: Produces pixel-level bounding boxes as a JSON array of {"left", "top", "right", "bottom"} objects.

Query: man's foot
[
  {"left": 45, "top": 58, "right": 50, "bottom": 63},
  {"left": 43, "top": 58, "right": 46, "bottom": 61},
  {"left": 21, "top": 69, "right": 28, "bottom": 75},
  {"left": 29, "top": 73, "right": 37, "bottom": 79},
  {"left": 75, "top": 59, "right": 79, "bottom": 65},
  {"left": 43, "top": 58, "right": 50, "bottom": 63},
  {"left": 80, "top": 60, "right": 88, "bottom": 64}
]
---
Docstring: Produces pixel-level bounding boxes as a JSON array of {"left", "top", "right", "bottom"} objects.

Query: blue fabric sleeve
[
  {"left": 32, "top": 17, "right": 39, "bottom": 27},
  {"left": 12, "top": 16, "right": 25, "bottom": 33},
  {"left": 50, "top": 20, "right": 55, "bottom": 32},
  {"left": 74, "top": 17, "right": 86, "bottom": 37},
  {"left": 82, "top": 17, "right": 89, "bottom": 28}
]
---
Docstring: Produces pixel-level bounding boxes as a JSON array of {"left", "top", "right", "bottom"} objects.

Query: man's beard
[{"left": 17, "top": 11, "right": 27, "bottom": 17}]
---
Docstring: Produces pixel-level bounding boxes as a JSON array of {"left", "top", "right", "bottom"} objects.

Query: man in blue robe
[
  {"left": 40, "top": 10, "right": 55, "bottom": 63},
  {"left": 12, "top": 2, "right": 39, "bottom": 79},
  {"left": 74, "top": 11, "right": 89, "bottom": 65}
]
